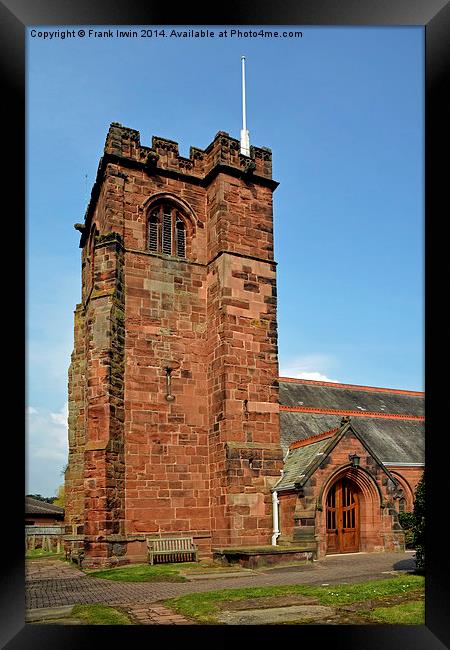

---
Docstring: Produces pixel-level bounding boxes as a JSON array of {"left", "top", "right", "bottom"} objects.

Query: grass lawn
[
  {"left": 71, "top": 604, "right": 132, "bottom": 625},
  {"left": 85, "top": 560, "right": 248, "bottom": 582},
  {"left": 366, "top": 600, "right": 425, "bottom": 624},
  {"left": 85, "top": 562, "right": 200, "bottom": 582},
  {"left": 26, "top": 549, "right": 65, "bottom": 560},
  {"left": 164, "top": 575, "right": 425, "bottom": 624}
]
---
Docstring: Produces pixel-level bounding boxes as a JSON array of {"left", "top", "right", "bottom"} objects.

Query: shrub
[
  {"left": 398, "top": 511, "right": 415, "bottom": 549},
  {"left": 398, "top": 511, "right": 414, "bottom": 530},
  {"left": 412, "top": 473, "right": 425, "bottom": 571}
]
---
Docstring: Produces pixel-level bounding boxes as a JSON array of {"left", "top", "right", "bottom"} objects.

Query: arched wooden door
[{"left": 326, "top": 478, "right": 359, "bottom": 553}]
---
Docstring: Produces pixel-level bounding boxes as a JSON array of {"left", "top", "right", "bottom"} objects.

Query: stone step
[
  {"left": 26, "top": 606, "right": 75, "bottom": 622},
  {"left": 180, "top": 569, "right": 257, "bottom": 581}
]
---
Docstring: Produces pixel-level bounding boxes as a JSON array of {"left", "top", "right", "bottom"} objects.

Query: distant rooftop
[{"left": 25, "top": 497, "right": 64, "bottom": 516}]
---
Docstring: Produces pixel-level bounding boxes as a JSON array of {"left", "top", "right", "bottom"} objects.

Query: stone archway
[
  {"left": 326, "top": 477, "right": 360, "bottom": 553},
  {"left": 320, "top": 467, "right": 384, "bottom": 556}
]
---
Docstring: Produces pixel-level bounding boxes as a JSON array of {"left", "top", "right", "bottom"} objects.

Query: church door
[{"left": 326, "top": 478, "right": 359, "bottom": 553}]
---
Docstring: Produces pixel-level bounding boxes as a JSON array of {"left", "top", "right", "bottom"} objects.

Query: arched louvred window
[
  {"left": 148, "top": 203, "right": 187, "bottom": 258},
  {"left": 176, "top": 215, "right": 186, "bottom": 258},
  {"left": 148, "top": 212, "right": 159, "bottom": 252},
  {"left": 162, "top": 206, "right": 172, "bottom": 255},
  {"left": 398, "top": 497, "right": 406, "bottom": 513}
]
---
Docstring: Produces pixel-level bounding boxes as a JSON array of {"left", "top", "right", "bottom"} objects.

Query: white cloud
[
  {"left": 26, "top": 403, "right": 69, "bottom": 463},
  {"left": 279, "top": 354, "right": 340, "bottom": 383},
  {"left": 285, "top": 371, "right": 340, "bottom": 383},
  {"left": 50, "top": 402, "right": 69, "bottom": 426}
]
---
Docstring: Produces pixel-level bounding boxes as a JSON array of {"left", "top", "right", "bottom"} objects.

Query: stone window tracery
[{"left": 148, "top": 203, "right": 186, "bottom": 258}]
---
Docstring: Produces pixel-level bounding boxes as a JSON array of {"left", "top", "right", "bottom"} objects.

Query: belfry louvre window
[{"left": 148, "top": 204, "right": 186, "bottom": 258}]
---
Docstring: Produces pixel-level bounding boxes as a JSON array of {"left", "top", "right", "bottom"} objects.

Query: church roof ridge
[
  {"left": 280, "top": 405, "right": 424, "bottom": 421},
  {"left": 278, "top": 376, "right": 424, "bottom": 397},
  {"left": 289, "top": 428, "right": 339, "bottom": 450}
]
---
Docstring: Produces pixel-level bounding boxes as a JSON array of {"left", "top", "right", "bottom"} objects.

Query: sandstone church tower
[{"left": 64, "top": 123, "right": 284, "bottom": 566}]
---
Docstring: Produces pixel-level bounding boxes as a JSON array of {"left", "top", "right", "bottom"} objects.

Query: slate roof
[
  {"left": 276, "top": 436, "right": 334, "bottom": 491},
  {"left": 278, "top": 379, "right": 425, "bottom": 465},
  {"left": 25, "top": 497, "right": 64, "bottom": 516},
  {"left": 279, "top": 380, "right": 424, "bottom": 416}
]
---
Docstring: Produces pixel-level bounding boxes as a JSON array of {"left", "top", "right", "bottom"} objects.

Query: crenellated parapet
[
  {"left": 105, "top": 122, "right": 141, "bottom": 159},
  {"left": 80, "top": 123, "right": 276, "bottom": 248},
  {"left": 104, "top": 122, "right": 273, "bottom": 181}
]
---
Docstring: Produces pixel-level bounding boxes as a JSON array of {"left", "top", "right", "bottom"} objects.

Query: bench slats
[{"left": 146, "top": 536, "right": 198, "bottom": 565}]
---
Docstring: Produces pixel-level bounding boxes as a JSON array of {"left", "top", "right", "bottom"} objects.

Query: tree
[
  {"left": 412, "top": 472, "right": 425, "bottom": 572},
  {"left": 26, "top": 494, "right": 55, "bottom": 504},
  {"left": 53, "top": 484, "right": 65, "bottom": 508}
]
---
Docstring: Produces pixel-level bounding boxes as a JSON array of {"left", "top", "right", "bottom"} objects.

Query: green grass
[
  {"left": 85, "top": 562, "right": 201, "bottom": 582},
  {"left": 71, "top": 604, "right": 132, "bottom": 625},
  {"left": 164, "top": 575, "right": 425, "bottom": 624},
  {"left": 366, "top": 600, "right": 425, "bottom": 625},
  {"left": 26, "top": 549, "right": 65, "bottom": 560}
]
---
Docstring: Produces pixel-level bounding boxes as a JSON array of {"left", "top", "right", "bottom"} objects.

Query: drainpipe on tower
[
  {"left": 271, "top": 455, "right": 289, "bottom": 546},
  {"left": 271, "top": 448, "right": 290, "bottom": 547},
  {"left": 271, "top": 490, "right": 280, "bottom": 546}
]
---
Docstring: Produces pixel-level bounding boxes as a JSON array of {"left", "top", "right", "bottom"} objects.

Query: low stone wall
[{"left": 26, "top": 525, "right": 64, "bottom": 552}]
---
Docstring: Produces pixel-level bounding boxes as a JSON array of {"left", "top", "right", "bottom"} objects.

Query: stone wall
[
  {"left": 82, "top": 233, "right": 126, "bottom": 564},
  {"left": 65, "top": 304, "right": 86, "bottom": 534}
]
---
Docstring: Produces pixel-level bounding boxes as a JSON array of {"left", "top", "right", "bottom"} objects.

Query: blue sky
[{"left": 26, "top": 26, "right": 424, "bottom": 496}]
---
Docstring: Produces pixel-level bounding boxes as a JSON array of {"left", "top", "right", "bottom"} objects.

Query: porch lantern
[{"left": 348, "top": 453, "right": 360, "bottom": 468}]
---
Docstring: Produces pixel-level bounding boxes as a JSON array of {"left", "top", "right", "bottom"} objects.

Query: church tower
[{"left": 65, "top": 123, "right": 284, "bottom": 566}]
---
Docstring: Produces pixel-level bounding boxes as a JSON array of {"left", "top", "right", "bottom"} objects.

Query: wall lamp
[{"left": 348, "top": 453, "right": 360, "bottom": 468}]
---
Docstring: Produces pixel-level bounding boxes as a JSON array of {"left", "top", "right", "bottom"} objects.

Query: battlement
[{"left": 104, "top": 122, "right": 273, "bottom": 180}]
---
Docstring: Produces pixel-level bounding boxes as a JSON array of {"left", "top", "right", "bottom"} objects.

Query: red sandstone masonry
[
  {"left": 83, "top": 235, "right": 126, "bottom": 555},
  {"left": 64, "top": 303, "right": 86, "bottom": 534},
  {"left": 384, "top": 466, "right": 424, "bottom": 510},
  {"left": 206, "top": 169, "right": 283, "bottom": 547},
  {"left": 66, "top": 124, "right": 282, "bottom": 565}
]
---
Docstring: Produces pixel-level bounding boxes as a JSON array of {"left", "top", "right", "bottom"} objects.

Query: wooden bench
[{"left": 146, "top": 536, "right": 198, "bottom": 565}]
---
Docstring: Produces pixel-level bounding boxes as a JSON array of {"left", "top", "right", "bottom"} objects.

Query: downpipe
[{"left": 271, "top": 490, "right": 280, "bottom": 546}]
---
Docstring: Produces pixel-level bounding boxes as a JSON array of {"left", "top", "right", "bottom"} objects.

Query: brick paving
[
  {"left": 122, "top": 604, "right": 192, "bottom": 625},
  {"left": 26, "top": 552, "right": 416, "bottom": 623}
]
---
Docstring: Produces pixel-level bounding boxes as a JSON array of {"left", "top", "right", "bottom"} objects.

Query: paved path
[
  {"left": 122, "top": 604, "right": 192, "bottom": 625},
  {"left": 26, "top": 551, "right": 416, "bottom": 619}
]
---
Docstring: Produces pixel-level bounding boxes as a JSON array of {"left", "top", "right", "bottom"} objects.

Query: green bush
[
  {"left": 398, "top": 511, "right": 415, "bottom": 549},
  {"left": 398, "top": 511, "right": 414, "bottom": 530},
  {"left": 412, "top": 473, "right": 425, "bottom": 571}
]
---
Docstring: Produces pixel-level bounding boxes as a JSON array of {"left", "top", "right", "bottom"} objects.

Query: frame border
[{"left": 3, "top": 0, "right": 447, "bottom": 647}]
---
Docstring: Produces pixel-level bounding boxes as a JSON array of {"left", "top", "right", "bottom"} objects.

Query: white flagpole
[{"left": 240, "top": 56, "right": 250, "bottom": 156}]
